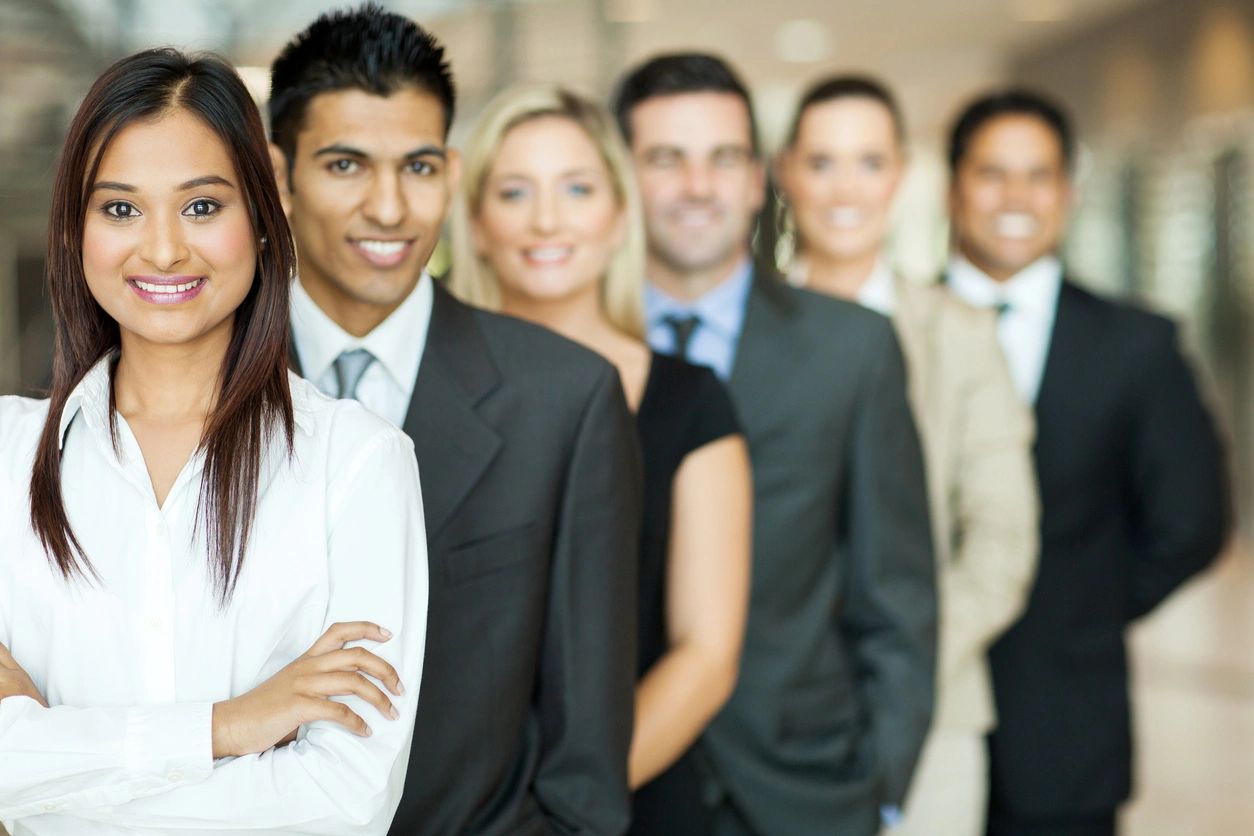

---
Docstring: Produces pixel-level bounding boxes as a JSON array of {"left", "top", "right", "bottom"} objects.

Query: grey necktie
[
  {"left": 332, "top": 348, "right": 376, "bottom": 400},
  {"left": 663, "top": 314, "right": 701, "bottom": 361}
]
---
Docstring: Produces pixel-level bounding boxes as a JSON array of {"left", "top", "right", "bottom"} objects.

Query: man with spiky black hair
[{"left": 271, "top": 6, "right": 642, "bottom": 834}]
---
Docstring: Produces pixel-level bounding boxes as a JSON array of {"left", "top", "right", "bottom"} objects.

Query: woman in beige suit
[{"left": 775, "top": 76, "right": 1039, "bottom": 836}]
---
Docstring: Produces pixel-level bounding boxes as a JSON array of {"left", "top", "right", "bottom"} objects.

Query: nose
[
  {"left": 681, "top": 160, "right": 714, "bottom": 200},
  {"left": 362, "top": 170, "right": 407, "bottom": 228},
  {"left": 529, "top": 188, "right": 561, "bottom": 236},
  {"left": 138, "top": 210, "right": 190, "bottom": 272}
]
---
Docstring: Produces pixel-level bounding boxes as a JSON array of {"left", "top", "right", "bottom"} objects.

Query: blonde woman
[
  {"left": 449, "top": 85, "right": 752, "bottom": 834},
  {"left": 775, "top": 75, "right": 1039, "bottom": 836}
]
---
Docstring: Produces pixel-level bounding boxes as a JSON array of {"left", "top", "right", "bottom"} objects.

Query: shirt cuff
[{"left": 123, "top": 701, "right": 215, "bottom": 786}]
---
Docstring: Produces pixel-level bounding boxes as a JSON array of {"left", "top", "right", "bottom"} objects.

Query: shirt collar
[
  {"left": 58, "top": 353, "right": 114, "bottom": 450},
  {"left": 856, "top": 259, "right": 897, "bottom": 316},
  {"left": 59, "top": 353, "right": 320, "bottom": 451},
  {"left": 947, "top": 253, "right": 1062, "bottom": 317},
  {"left": 290, "top": 273, "right": 433, "bottom": 394},
  {"left": 644, "top": 257, "right": 753, "bottom": 341}
]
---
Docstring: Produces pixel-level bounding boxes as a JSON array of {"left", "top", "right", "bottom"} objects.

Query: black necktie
[{"left": 662, "top": 314, "right": 701, "bottom": 360}]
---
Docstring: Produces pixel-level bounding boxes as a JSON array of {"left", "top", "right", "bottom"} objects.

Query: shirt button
[
  {"left": 42, "top": 802, "right": 58, "bottom": 812},
  {"left": 149, "top": 617, "right": 162, "bottom": 632},
  {"left": 167, "top": 772, "right": 182, "bottom": 782}
]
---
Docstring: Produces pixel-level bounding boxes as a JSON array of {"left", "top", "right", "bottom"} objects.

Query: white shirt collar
[
  {"left": 290, "top": 274, "right": 433, "bottom": 396},
  {"left": 856, "top": 260, "right": 897, "bottom": 316},
  {"left": 947, "top": 253, "right": 1062, "bottom": 317},
  {"left": 58, "top": 354, "right": 319, "bottom": 451}
]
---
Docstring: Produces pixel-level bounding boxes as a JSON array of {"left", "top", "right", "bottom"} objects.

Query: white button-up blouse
[{"left": 0, "top": 357, "right": 428, "bottom": 835}]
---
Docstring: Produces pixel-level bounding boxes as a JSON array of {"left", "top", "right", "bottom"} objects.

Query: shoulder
[
  {"left": 778, "top": 280, "right": 896, "bottom": 338},
  {"left": 471, "top": 306, "right": 616, "bottom": 380},
  {"left": 1063, "top": 280, "right": 1178, "bottom": 347},
  {"left": 288, "top": 374, "right": 414, "bottom": 469},
  {"left": 0, "top": 395, "right": 51, "bottom": 500}
]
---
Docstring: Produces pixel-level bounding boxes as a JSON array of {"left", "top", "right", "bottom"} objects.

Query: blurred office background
[{"left": 1, "top": 1, "right": 1252, "bottom": 833}]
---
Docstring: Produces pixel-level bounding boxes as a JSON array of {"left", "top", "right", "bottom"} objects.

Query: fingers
[
  {"left": 315, "top": 672, "right": 398, "bottom": 721},
  {"left": 302, "top": 697, "right": 373, "bottom": 738},
  {"left": 0, "top": 643, "right": 16, "bottom": 670},
  {"left": 305, "top": 621, "right": 392, "bottom": 657},
  {"left": 318, "top": 647, "right": 404, "bottom": 696}
]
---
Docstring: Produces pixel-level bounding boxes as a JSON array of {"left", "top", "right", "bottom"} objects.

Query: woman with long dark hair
[{"left": 0, "top": 49, "right": 428, "bottom": 834}]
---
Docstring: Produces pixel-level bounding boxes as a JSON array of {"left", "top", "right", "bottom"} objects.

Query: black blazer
[
  {"left": 295, "top": 281, "right": 642, "bottom": 835},
  {"left": 701, "top": 274, "right": 936, "bottom": 835},
  {"left": 987, "top": 280, "right": 1230, "bottom": 818}
]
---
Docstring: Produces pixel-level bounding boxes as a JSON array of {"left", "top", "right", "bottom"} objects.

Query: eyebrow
[
  {"left": 91, "top": 174, "right": 235, "bottom": 193},
  {"left": 314, "top": 143, "right": 448, "bottom": 161}
]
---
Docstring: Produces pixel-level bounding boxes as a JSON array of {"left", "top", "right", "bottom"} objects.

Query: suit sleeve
[
  {"left": 838, "top": 321, "right": 937, "bottom": 807},
  {"left": 534, "top": 364, "right": 641, "bottom": 835},
  {"left": 939, "top": 313, "right": 1039, "bottom": 684},
  {"left": 1125, "top": 321, "right": 1230, "bottom": 620}
]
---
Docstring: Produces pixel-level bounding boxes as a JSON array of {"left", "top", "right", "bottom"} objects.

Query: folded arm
[{"left": 0, "top": 429, "right": 429, "bottom": 832}]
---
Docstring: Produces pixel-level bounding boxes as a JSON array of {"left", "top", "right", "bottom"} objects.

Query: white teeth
[
  {"left": 356, "top": 239, "right": 407, "bottom": 255},
  {"left": 676, "top": 209, "right": 716, "bottom": 226},
  {"left": 135, "top": 279, "right": 201, "bottom": 293},
  {"left": 827, "top": 207, "right": 866, "bottom": 229},
  {"left": 994, "top": 213, "right": 1039, "bottom": 239},
  {"left": 525, "top": 247, "right": 573, "bottom": 263}
]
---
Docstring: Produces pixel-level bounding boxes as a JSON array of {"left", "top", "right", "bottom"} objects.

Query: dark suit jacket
[
  {"left": 294, "top": 282, "right": 642, "bottom": 835},
  {"left": 701, "top": 274, "right": 936, "bottom": 836},
  {"left": 987, "top": 280, "right": 1230, "bottom": 819}
]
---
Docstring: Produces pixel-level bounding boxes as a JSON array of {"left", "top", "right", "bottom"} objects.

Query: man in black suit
[
  {"left": 942, "top": 89, "right": 1230, "bottom": 836},
  {"left": 269, "top": 7, "right": 641, "bottom": 834},
  {"left": 613, "top": 54, "right": 936, "bottom": 836}
]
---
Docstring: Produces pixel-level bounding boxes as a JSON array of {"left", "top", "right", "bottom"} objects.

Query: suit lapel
[
  {"left": 1033, "top": 279, "right": 1085, "bottom": 426},
  {"left": 404, "top": 282, "right": 503, "bottom": 540},
  {"left": 728, "top": 272, "right": 802, "bottom": 411}
]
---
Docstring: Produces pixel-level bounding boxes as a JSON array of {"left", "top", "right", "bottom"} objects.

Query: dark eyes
[
  {"left": 103, "top": 201, "right": 139, "bottom": 219},
  {"left": 100, "top": 199, "right": 222, "bottom": 220},
  {"left": 326, "top": 159, "right": 439, "bottom": 176},
  {"left": 328, "top": 158, "right": 360, "bottom": 174}
]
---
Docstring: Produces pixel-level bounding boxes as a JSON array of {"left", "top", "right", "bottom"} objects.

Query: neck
[
  {"left": 301, "top": 272, "right": 420, "bottom": 338},
  {"left": 802, "top": 249, "right": 880, "bottom": 300},
  {"left": 112, "top": 325, "right": 230, "bottom": 422},
  {"left": 647, "top": 247, "right": 747, "bottom": 302},
  {"left": 957, "top": 246, "right": 1049, "bottom": 284}
]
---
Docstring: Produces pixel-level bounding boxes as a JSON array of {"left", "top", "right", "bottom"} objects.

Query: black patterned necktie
[
  {"left": 333, "top": 348, "right": 376, "bottom": 400},
  {"left": 662, "top": 314, "right": 701, "bottom": 361}
]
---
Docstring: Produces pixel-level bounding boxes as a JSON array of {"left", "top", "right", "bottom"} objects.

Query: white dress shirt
[
  {"left": 855, "top": 260, "right": 898, "bottom": 317},
  {"left": 0, "top": 357, "right": 429, "bottom": 835},
  {"left": 946, "top": 254, "right": 1063, "bottom": 403},
  {"left": 290, "top": 275, "right": 434, "bottom": 427}
]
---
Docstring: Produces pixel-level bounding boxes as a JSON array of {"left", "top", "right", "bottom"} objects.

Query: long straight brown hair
[{"left": 30, "top": 48, "right": 296, "bottom": 603}]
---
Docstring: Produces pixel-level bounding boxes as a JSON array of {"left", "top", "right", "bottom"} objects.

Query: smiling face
[
  {"left": 627, "top": 92, "right": 764, "bottom": 294},
  {"left": 82, "top": 108, "right": 256, "bottom": 352},
  {"left": 950, "top": 113, "right": 1072, "bottom": 281},
  {"left": 471, "top": 116, "right": 625, "bottom": 315},
  {"left": 777, "top": 96, "right": 904, "bottom": 268},
  {"left": 274, "top": 86, "right": 460, "bottom": 335}
]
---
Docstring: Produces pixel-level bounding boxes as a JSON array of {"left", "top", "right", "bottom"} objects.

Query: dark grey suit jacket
[
  {"left": 702, "top": 274, "right": 936, "bottom": 836},
  {"left": 295, "top": 282, "right": 642, "bottom": 835}
]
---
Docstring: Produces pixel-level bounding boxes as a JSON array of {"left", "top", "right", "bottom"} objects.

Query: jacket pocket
[{"left": 442, "top": 522, "right": 541, "bottom": 586}]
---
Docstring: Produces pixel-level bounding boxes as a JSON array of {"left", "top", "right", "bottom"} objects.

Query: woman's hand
[
  {"left": 212, "top": 621, "right": 405, "bottom": 759},
  {"left": 0, "top": 642, "right": 47, "bottom": 706}
]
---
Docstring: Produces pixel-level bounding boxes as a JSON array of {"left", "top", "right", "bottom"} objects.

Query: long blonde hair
[{"left": 448, "top": 84, "right": 646, "bottom": 338}]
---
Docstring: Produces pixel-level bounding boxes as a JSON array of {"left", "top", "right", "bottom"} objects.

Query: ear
[{"left": 269, "top": 143, "right": 293, "bottom": 216}]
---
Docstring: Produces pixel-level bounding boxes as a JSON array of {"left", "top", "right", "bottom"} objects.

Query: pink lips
[{"left": 126, "top": 275, "right": 207, "bottom": 305}]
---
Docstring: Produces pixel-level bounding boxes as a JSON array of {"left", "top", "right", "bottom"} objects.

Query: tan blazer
[{"left": 891, "top": 276, "right": 1039, "bottom": 732}]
